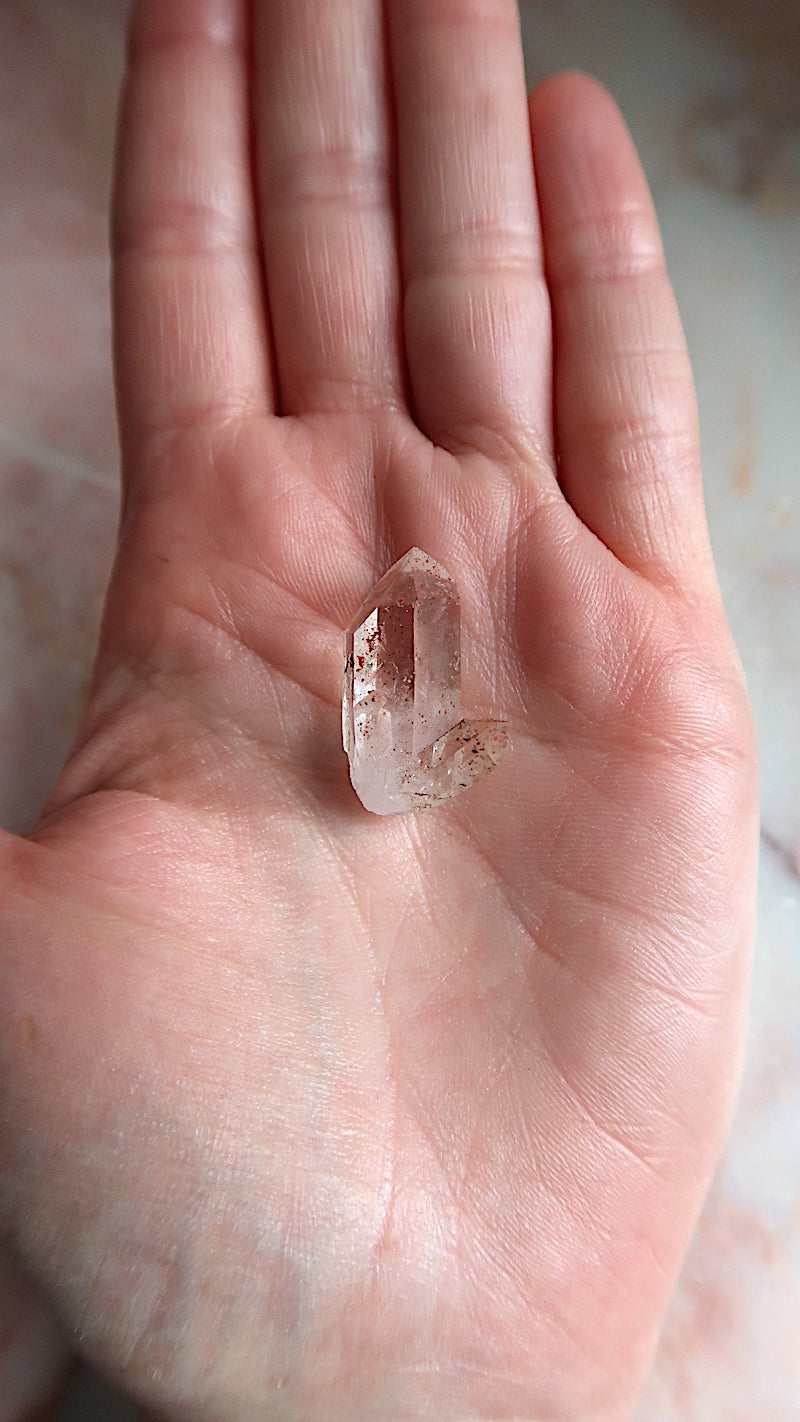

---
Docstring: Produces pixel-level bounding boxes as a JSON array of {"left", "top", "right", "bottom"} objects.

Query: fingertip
[
  {"left": 127, "top": 0, "right": 245, "bottom": 58},
  {"left": 528, "top": 68, "right": 626, "bottom": 129},
  {"left": 528, "top": 70, "right": 646, "bottom": 202},
  {"left": 528, "top": 67, "right": 660, "bottom": 283}
]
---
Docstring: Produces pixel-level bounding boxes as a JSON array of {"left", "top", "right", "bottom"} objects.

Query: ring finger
[{"left": 388, "top": 0, "right": 553, "bottom": 468}]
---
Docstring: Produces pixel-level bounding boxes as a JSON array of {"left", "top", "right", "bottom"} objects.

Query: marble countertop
[{"left": 1, "top": 2, "right": 797, "bottom": 1419}]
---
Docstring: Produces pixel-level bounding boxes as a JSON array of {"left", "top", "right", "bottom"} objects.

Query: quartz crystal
[{"left": 342, "top": 548, "right": 509, "bottom": 815}]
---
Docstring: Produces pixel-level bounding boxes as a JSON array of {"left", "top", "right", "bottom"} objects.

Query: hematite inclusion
[{"left": 342, "top": 548, "right": 509, "bottom": 815}]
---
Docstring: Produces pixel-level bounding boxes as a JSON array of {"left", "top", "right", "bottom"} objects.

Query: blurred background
[{"left": 0, "top": 1, "right": 798, "bottom": 1418}]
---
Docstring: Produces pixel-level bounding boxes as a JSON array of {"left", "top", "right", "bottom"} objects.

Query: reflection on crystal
[{"left": 342, "top": 548, "right": 509, "bottom": 815}]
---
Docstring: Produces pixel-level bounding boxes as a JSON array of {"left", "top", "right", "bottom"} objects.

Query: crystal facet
[{"left": 342, "top": 548, "right": 509, "bottom": 815}]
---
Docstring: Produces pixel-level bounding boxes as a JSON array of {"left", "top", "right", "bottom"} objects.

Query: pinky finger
[{"left": 531, "top": 73, "right": 717, "bottom": 595}]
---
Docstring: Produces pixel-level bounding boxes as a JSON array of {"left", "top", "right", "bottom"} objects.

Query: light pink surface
[{"left": 0, "top": 3, "right": 796, "bottom": 1419}]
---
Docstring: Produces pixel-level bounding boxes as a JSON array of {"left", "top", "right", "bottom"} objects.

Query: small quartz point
[{"left": 342, "top": 548, "right": 509, "bottom": 815}]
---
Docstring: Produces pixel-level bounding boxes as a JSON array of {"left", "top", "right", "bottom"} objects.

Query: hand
[{"left": 0, "top": 1, "right": 758, "bottom": 1419}]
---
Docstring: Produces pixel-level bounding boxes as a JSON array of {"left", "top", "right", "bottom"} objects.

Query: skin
[{"left": 0, "top": 1, "right": 759, "bottom": 1419}]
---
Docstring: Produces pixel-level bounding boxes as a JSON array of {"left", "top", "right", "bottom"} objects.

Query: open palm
[{"left": 0, "top": 2, "right": 758, "bottom": 1420}]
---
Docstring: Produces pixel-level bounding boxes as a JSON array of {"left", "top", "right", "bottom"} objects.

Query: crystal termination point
[{"left": 342, "top": 548, "right": 509, "bottom": 815}]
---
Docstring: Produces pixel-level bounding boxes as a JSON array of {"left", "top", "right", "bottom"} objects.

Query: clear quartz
[{"left": 342, "top": 548, "right": 509, "bottom": 815}]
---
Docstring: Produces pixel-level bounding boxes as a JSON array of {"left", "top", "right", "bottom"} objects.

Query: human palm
[{"left": 0, "top": 2, "right": 758, "bottom": 1420}]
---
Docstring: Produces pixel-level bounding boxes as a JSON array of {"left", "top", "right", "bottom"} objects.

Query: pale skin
[{"left": 0, "top": 0, "right": 759, "bottom": 1419}]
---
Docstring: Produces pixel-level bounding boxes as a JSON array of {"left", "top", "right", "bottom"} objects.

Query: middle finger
[
  {"left": 254, "top": 0, "right": 404, "bottom": 417},
  {"left": 389, "top": 0, "right": 553, "bottom": 467}
]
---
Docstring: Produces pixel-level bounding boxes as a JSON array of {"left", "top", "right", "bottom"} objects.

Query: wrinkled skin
[{"left": 0, "top": 1, "right": 758, "bottom": 1419}]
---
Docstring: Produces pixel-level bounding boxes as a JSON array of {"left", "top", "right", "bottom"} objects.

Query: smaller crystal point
[{"left": 342, "top": 548, "right": 509, "bottom": 815}]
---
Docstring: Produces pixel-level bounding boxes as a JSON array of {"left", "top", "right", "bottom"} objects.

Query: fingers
[
  {"left": 388, "top": 0, "right": 552, "bottom": 465},
  {"left": 113, "top": 0, "right": 273, "bottom": 458},
  {"left": 530, "top": 73, "right": 716, "bottom": 592},
  {"left": 253, "top": 0, "right": 404, "bottom": 415}
]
